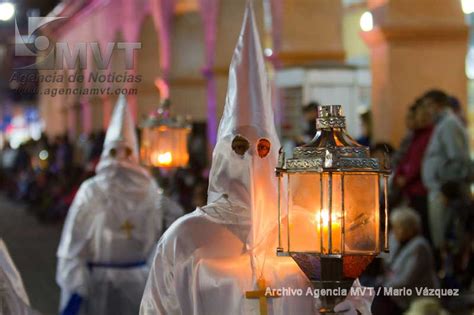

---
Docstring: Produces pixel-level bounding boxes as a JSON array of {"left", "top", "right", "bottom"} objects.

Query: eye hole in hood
[
  {"left": 231, "top": 135, "right": 250, "bottom": 156},
  {"left": 257, "top": 138, "right": 271, "bottom": 158}
]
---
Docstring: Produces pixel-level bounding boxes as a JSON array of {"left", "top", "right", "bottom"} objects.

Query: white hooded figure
[
  {"left": 140, "top": 3, "right": 372, "bottom": 315},
  {"left": 56, "top": 95, "right": 183, "bottom": 315},
  {"left": 0, "top": 239, "right": 41, "bottom": 315}
]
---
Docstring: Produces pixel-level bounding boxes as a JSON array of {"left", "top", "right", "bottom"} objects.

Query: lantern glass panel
[
  {"left": 141, "top": 126, "right": 190, "bottom": 168},
  {"left": 286, "top": 172, "right": 343, "bottom": 254},
  {"left": 277, "top": 174, "right": 288, "bottom": 251},
  {"left": 287, "top": 173, "right": 321, "bottom": 252},
  {"left": 140, "top": 127, "right": 151, "bottom": 164},
  {"left": 321, "top": 173, "right": 342, "bottom": 254},
  {"left": 343, "top": 173, "right": 380, "bottom": 254}
]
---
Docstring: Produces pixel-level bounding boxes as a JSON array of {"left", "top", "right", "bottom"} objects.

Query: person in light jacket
[{"left": 421, "top": 89, "right": 470, "bottom": 249}]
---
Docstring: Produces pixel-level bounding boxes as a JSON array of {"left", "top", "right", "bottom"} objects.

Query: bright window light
[
  {"left": 462, "top": 0, "right": 474, "bottom": 14},
  {"left": 0, "top": 2, "right": 15, "bottom": 21},
  {"left": 360, "top": 11, "right": 373, "bottom": 32},
  {"left": 465, "top": 47, "right": 474, "bottom": 79}
]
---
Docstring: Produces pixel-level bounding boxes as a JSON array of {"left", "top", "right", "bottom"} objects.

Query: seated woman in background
[{"left": 372, "top": 207, "right": 439, "bottom": 315}]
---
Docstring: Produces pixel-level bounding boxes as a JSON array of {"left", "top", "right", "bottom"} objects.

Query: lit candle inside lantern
[
  {"left": 315, "top": 209, "right": 342, "bottom": 254},
  {"left": 152, "top": 151, "right": 173, "bottom": 167}
]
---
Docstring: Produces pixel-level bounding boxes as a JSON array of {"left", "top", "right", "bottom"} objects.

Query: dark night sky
[{"left": 0, "top": 0, "right": 61, "bottom": 102}]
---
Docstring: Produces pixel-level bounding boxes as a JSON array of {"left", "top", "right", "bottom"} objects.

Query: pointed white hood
[
  {"left": 96, "top": 95, "right": 146, "bottom": 176},
  {"left": 204, "top": 1, "right": 280, "bottom": 250}
]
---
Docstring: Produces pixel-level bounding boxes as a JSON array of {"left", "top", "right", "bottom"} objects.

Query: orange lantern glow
[
  {"left": 276, "top": 105, "right": 390, "bottom": 313},
  {"left": 140, "top": 99, "right": 191, "bottom": 168}
]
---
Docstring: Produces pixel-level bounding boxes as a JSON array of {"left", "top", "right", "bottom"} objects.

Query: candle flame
[
  {"left": 315, "top": 209, "right": 342, "bottom": 254},
  {"left": 152, "top": 151, "right": 173, "bottom": 167},
  {"left": 315, "top": 209, "right": 339, "bottom": 228},
  {"left": 158, "top": 152, "right": 172, "bottom": 165}
]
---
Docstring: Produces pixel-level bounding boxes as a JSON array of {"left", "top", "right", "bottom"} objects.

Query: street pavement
[{"left": 0, "top": 193, "right": 62, "bottom": 315}]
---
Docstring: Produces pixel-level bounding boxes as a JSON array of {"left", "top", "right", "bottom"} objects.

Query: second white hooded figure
[
  {"left": 56, "top": 95, "right": 183, "bottom": 315},
  {"left": 140, "top": 2, "right": 372, "bottom": 315}
]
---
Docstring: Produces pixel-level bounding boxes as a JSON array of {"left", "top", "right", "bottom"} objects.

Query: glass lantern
[
  {"left": 140, "top": 99, "right": 191, "bottom": 168},
  {"left": 276, "top": 105, "right": 390, "bottom": 313}
]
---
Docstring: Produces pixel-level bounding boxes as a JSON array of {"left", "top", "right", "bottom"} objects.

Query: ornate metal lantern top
[
  {"left": 141, "top": 99, "right": 191, "bottom": 130},
  {"left": 277, "top": 105, "right": 390, "bottom": 174}
]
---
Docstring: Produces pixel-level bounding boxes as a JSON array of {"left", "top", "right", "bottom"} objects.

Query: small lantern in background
[
  {"left": 140, "top": 99, "right": 191, "bottom": 168},
  {"left": 276, "top": 105, "right": 390, "bottom": 313}
]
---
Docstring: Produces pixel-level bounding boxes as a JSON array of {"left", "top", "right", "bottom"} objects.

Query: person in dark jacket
[
  {"left": 439, "top": 181, "right": 472, "bottom": 289},
  {"left": 393, "top": 101, "right": 434, "bottom": 243}
]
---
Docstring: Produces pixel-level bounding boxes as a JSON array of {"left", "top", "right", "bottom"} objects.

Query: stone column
[
  {"left": 37, "top": 67, "right": 68, "bottom": 138},
  {"left": 274, "top": 0, "right": 345, "bottom": 66},
  {"left": 362, "top": 0, "right": 468, "bottom": 146},
  {"left": 168, "top": 11, "right": 207, "bottom": 120},
  {"left": 101, "top": 95, "right": 113, "bottom": 129}
]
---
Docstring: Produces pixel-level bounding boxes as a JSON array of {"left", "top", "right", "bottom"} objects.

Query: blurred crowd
[
  {"left": 389, "top": 90, "right": 474, "bottom": 288},
  {"left": 365, "top": 90, "right": 472, "bottom": 315},
  {"left": 0, "top": 132, "right": 100, "bottom": 222},
  {"left": 387, "top": 90, "right": 473, "bottom": 294},
  {"left": 0, "top": 128, "right": 208, "bottom": 223},
  {"left": 299, "top": 89, "right": 474, "bottom": 314}
]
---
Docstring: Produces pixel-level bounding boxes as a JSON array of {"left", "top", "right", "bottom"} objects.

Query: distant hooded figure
[
  {"left": 56, "top": 95, "right": 183, "bottom": 315},
  {"left": 0, "top": 239, "right": 41, "bottom": 315},
  {"left": 139, "top": 2, "right": 371, "bottom": 314}
]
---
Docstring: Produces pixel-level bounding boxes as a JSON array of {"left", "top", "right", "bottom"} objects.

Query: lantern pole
[
  {"left": 319, "top": 174, "right": 324, "bottom": 253},
  {"left": 277, "top": 175, "right": 281, "bottom": 249},
  {"left": 341, "top": 173, "right": 345, "bottom": 254},
  {"left": 328, "top": 172, "right": 333, "bottom": 254},
  {"left": 287, "top": 174, "right": 291, "bottom": 252},
  {"left": 384, "top": 175, "right": 389, "bottom": 252}
]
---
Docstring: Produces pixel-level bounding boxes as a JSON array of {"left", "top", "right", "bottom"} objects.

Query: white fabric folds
[{"left": 0, "top": 239, "right": 41, "bottom": 315}]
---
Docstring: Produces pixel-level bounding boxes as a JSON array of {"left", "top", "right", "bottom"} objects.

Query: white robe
[
  {"left": 57, "top": 166, "right": 183, "bottom": 315},
  {"left": 0, "top": 239, "right": 41, "bottom": 315},
  {"left": 140, "top": 207, "right": 373, "bottom": 315}
]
